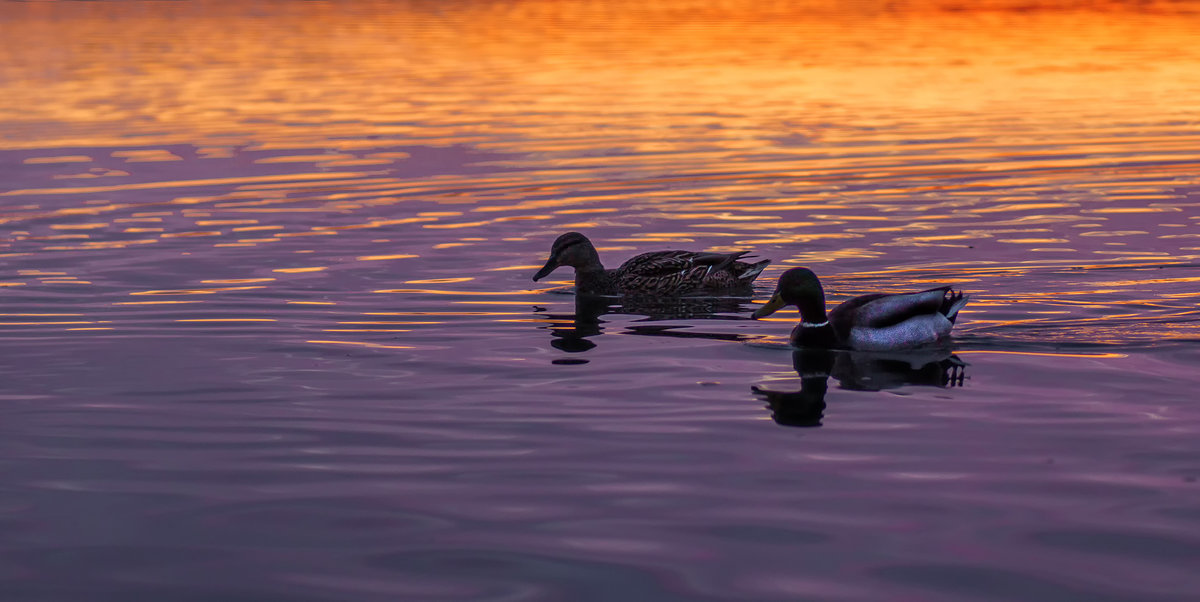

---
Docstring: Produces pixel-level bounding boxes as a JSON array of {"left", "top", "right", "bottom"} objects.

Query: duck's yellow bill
[{"left": 751, "top": 292, "right": 785, "bottom": 319}]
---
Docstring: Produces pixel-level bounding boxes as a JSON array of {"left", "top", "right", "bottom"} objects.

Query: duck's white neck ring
[{"left": 800, "top": 320, "right": 829, "bottom": 328}]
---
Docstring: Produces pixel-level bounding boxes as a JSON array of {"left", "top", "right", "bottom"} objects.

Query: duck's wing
[
  {"left": 616, "top": 250, "right": 761, "bottom": 292},
  {"left": 691, "top": 250, "right": 753, "bottom": 271},
  {"left": 832, "top": 286, "right": 952, "bottom": 329},
  {"left": 615, "top": 250, "right": 699, "bottom": 277},
  {"left": 618, "top": 250, "right": 758, "bottom": 277},
  {"left": 611, "top": 250, "right": 701, "bottom": 292}
]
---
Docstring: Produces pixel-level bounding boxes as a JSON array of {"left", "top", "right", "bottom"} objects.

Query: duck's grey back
[{"left": 846, "top": 314, "right": 954, "bottom": 350}]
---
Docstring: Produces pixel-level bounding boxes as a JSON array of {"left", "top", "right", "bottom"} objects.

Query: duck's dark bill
[
  {"left": 532, "top": 257, "right": 558, "bottom": 282},
  {"left": 751, "top": 292, "right": 786, "bottom": 319}
]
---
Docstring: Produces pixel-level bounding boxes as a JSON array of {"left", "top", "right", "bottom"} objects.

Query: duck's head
[
  {"left": 751, "top": 267, "right": 827, "bottom": 320},
  {"left": 533, "top": 232, "right": 599, "bottom": 281}
]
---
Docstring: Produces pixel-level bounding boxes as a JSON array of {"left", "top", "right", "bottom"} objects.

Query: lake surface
[{"left": 2, "top": 1, "right": 1200, "bottom": 600}]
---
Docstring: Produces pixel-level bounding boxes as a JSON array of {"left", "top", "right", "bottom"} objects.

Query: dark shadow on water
[
  {"left": 532, "top": 295, "right": 757, "bottom": 360},
  {"left": 753, "top": 347, "right": 967, "bottom": 428},
  {"left": 531, "top": 296, "right": 608, "bottom": 356},
  {"left": 752, "top": 349, "right": 836, "bottom": 428}
]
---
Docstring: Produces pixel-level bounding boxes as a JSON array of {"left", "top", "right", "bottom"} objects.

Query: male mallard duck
[
  {"left": 532, "top": 232, "right": 770, "bottom": 296},
  {"left": 752, "top": 267, "right": 969, "bottom": 350}
]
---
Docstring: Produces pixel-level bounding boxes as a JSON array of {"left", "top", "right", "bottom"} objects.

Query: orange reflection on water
[
  {"left": 0, "top": 172, "right": 376, "bottom": 197},
  {"left": 3, "top": 0, "right": 1197, "bottom": 151},
  {"left": 956, "top": 350, "right": 1128, "bottom": 359},
  {"left": 405, "top": 278, "right": 474, "bottom": 285},
  {"left": 0, "top": 0, "right": 1197, "bottom": 353},
  {"left": 306, "top": 340, "right": 413, "bottom": 350},
  {"left": 113, "top": 300, "right": 202, "bottom": 306},
  {"left": 0, "top": 321, "right": 107, "bottom": 326},
  {"left": 175, "top": 319, "right": 277, "bottom": 323},
  {"left": 373, "top": 289, "right": 541, "bottom": 296},
  {"left": 130, "top": 286, "right": 267, "bottom": 296},
  {"left": 363, "top": 311, "right": 521, "bottom": 317},
  {"left": 322, "top": 329, "right": 412, "bottom": 333},
  {"left": 356, "top": 254, "right": 419, "bottom": 262}
]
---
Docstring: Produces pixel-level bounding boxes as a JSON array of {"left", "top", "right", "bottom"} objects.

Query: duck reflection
[
  {"left": 753, "top": 347, "right": 966, "bottom": 427},
  {"left": 532, "top": 294, "right": 753, "bottom": 356},
  {"left": 752, "top": 348, "right": 835, "bottom": 427},
  {"left": 535, "top": 295, "right": 608, "bottom": 354}
]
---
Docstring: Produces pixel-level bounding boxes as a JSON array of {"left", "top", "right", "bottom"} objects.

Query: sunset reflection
[
  {"left": 0, "top": 1, "right": 1197, "bottom": 344},
  {"left": 3, "top": 3, "right": 1200, "bottom": 601}
]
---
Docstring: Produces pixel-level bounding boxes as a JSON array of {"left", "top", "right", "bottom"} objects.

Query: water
[{"left": 2, "top": 1, "right": 1200, "bottom": 600}]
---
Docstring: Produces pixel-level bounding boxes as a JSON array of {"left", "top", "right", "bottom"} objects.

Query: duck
[
  {"left": 751, "top": 267, "right": 969, "bottom": 350},
  {"left": 532, "top": 231, "right": 770, "bottom": 296}
]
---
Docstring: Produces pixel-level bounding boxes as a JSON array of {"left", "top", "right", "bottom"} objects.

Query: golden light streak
[
  {"left": 404, "top": 277, "right": 474, "bottom": 284},
  {"left": 24, "top": 156, "right": 91, "bottom": 164},
  {"left": 274, "top": 231, "right": 337, "bottom": 238},
  {"left": 161, "top": 231, "right": 222, "bottom": 238},
  {"left": 0, "top": 172, "right": 374, "bottom": 196},
  {"left": 0, "top": 321, "right": 104, "bottom": 326},
  {"left": 321, "top": 329, "right": 412, "bottom": 333},
  {"left": 113, "top": 300, "right": 202, "bottom": 305},
  {"left": 451, "top": 301, "right": 551, "bottom": 305},
  {"left": 130, "top": 286, "right": 266, "bottom": 295},
  {"left": 50, "top": 223, "right": 106, "bottom": 230},
  {"left": 0, "top": 313, "right": 84, "bottom": 316},
  {"left": 200, "top": 278, "right": 276, "bottom": 284},
  {"left": 363, "top": 311, "right": 521, "bottom": 316},
  {"left": 306, "top": 340, "right": 413, "bottom": 350},
  {"left": 112, "top": 149, "right": 182, "bottom": 162},
  {"left": 176, "top": 319, "right": 278, "bottom": 323},
  {"left": 955, "top": 350, "right": 1128, "bottom": 359},
  {"left": 336, "top": 321, "right": 440, "bottom": 325},
  {"left": 356, "top": 254, "right": 419, "bottom": 261},
  {"left": 232, "top": 225, "right": 283, "bottom": 232},
  {"left": 195, "top": 220, "right": 259, "bottom": 226},
  {"left": 373, "top": 288, "right": 538, "bottom": 296}
]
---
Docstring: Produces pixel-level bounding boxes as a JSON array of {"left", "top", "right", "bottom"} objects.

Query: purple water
[{"left": 2, "top": 1, "right": 1200, "bottom": 600}]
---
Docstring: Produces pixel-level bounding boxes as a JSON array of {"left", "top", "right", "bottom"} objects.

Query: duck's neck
[
  {"left": 796, "top": 295, "right": 829, "bottom": 328},
  {"left": 572, "top": 244, "right": 611, "bottom": 295},
  {"left": 575, "top": 268, "right": 614, "bottom": 295},
  {"left": 791, "top": 322, "right": 837, "bottom": 348},
  {"left": 791, "top": 294, "right": 835, "bottom": 347},
  {"left": 578, "top": 243, "right": 605, "bottom": 271}
]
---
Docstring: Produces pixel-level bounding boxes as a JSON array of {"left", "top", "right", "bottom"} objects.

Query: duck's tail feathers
[
  {"left": 713, "top": 251, "right": 751, "bottom": 270},
  {"left": 738, "top": 259, "right": 771, "bottom": 281},
  {"left": 941, "top": 290, "right": 970, "bottom": 324},
  {"left": 695, "top": 250, "right": 748, "bottom": 272}
]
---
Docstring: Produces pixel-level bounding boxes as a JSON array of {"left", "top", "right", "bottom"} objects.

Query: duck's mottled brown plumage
[{"left": 532, "top": 232, "right": 769, "bottom": 296}]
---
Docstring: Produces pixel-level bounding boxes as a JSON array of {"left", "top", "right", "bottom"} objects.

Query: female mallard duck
[
  {"left": 532, "top": 232, "right": 770, "bottom": 296},
  {"left": 752, "top": 267, "right": 969, "bottom": 350}
]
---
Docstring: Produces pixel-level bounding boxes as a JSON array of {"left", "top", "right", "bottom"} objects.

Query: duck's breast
[{"left": 847, "top": 314, "right": 953, "bottom": 350}]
